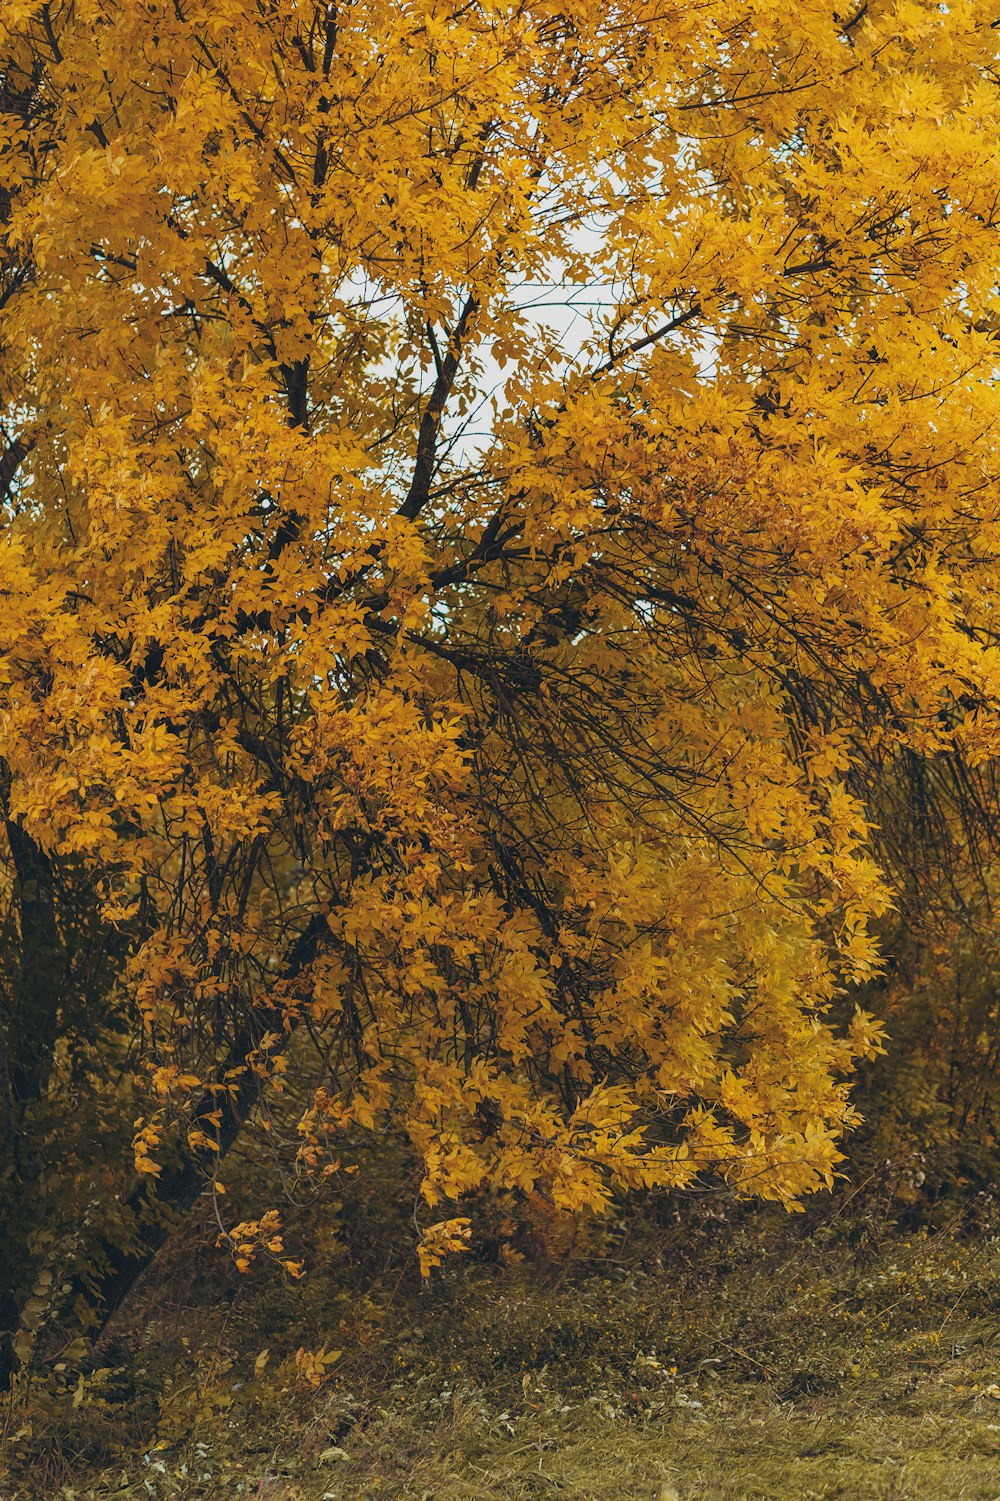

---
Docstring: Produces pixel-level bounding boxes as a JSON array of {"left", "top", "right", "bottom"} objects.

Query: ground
[{"left": 4, "top": 1197, "right": 1000, "bottom": 1499}]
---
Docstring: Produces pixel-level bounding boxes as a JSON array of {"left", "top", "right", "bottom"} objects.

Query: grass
[{"left": 5, "top": 1196, "right": 1000, "bottom": 1499}]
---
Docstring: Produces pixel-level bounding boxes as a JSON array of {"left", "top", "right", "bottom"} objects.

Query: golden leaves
[
  {"left": 218, "top": 1210, "right": 302, "bottom": 1278},
  {"left": 417, "top": 1217, "right": 473, "bottom": 1278},
  {"left": 4, "top": 0, "right": 1000, "bottom": 1280}
]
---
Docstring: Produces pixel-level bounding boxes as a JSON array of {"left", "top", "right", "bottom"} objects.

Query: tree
[{"left": 3, "top": 0, "right": 1000, "bottom": 1366}]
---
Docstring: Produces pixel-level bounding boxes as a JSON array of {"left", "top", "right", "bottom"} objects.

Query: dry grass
[{"left": 5, "top": 1203, "right": 1000, "bottom": 1499}]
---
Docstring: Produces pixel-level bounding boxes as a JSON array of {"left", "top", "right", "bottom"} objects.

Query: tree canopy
[{"left": 4, "top": 0, "right": 1000, "bottom": 1358}]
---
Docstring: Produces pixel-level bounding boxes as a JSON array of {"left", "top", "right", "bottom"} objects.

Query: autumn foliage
[{"left": 4, "top": 0, "right": 1000, "bottom": 1366}]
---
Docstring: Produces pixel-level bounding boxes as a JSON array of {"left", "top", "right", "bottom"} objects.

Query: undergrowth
[{"left": 4, "top": 1185, "right": 1000, "bottom": 1499}]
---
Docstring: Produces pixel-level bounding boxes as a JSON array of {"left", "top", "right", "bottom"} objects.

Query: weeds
[{"left": 4, "top": 1199, "right": 1000, "bottom": 1498}]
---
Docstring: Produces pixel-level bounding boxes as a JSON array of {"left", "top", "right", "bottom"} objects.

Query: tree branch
[{"left": 398, "top": 293, "right": 478, "bottom": 521}]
